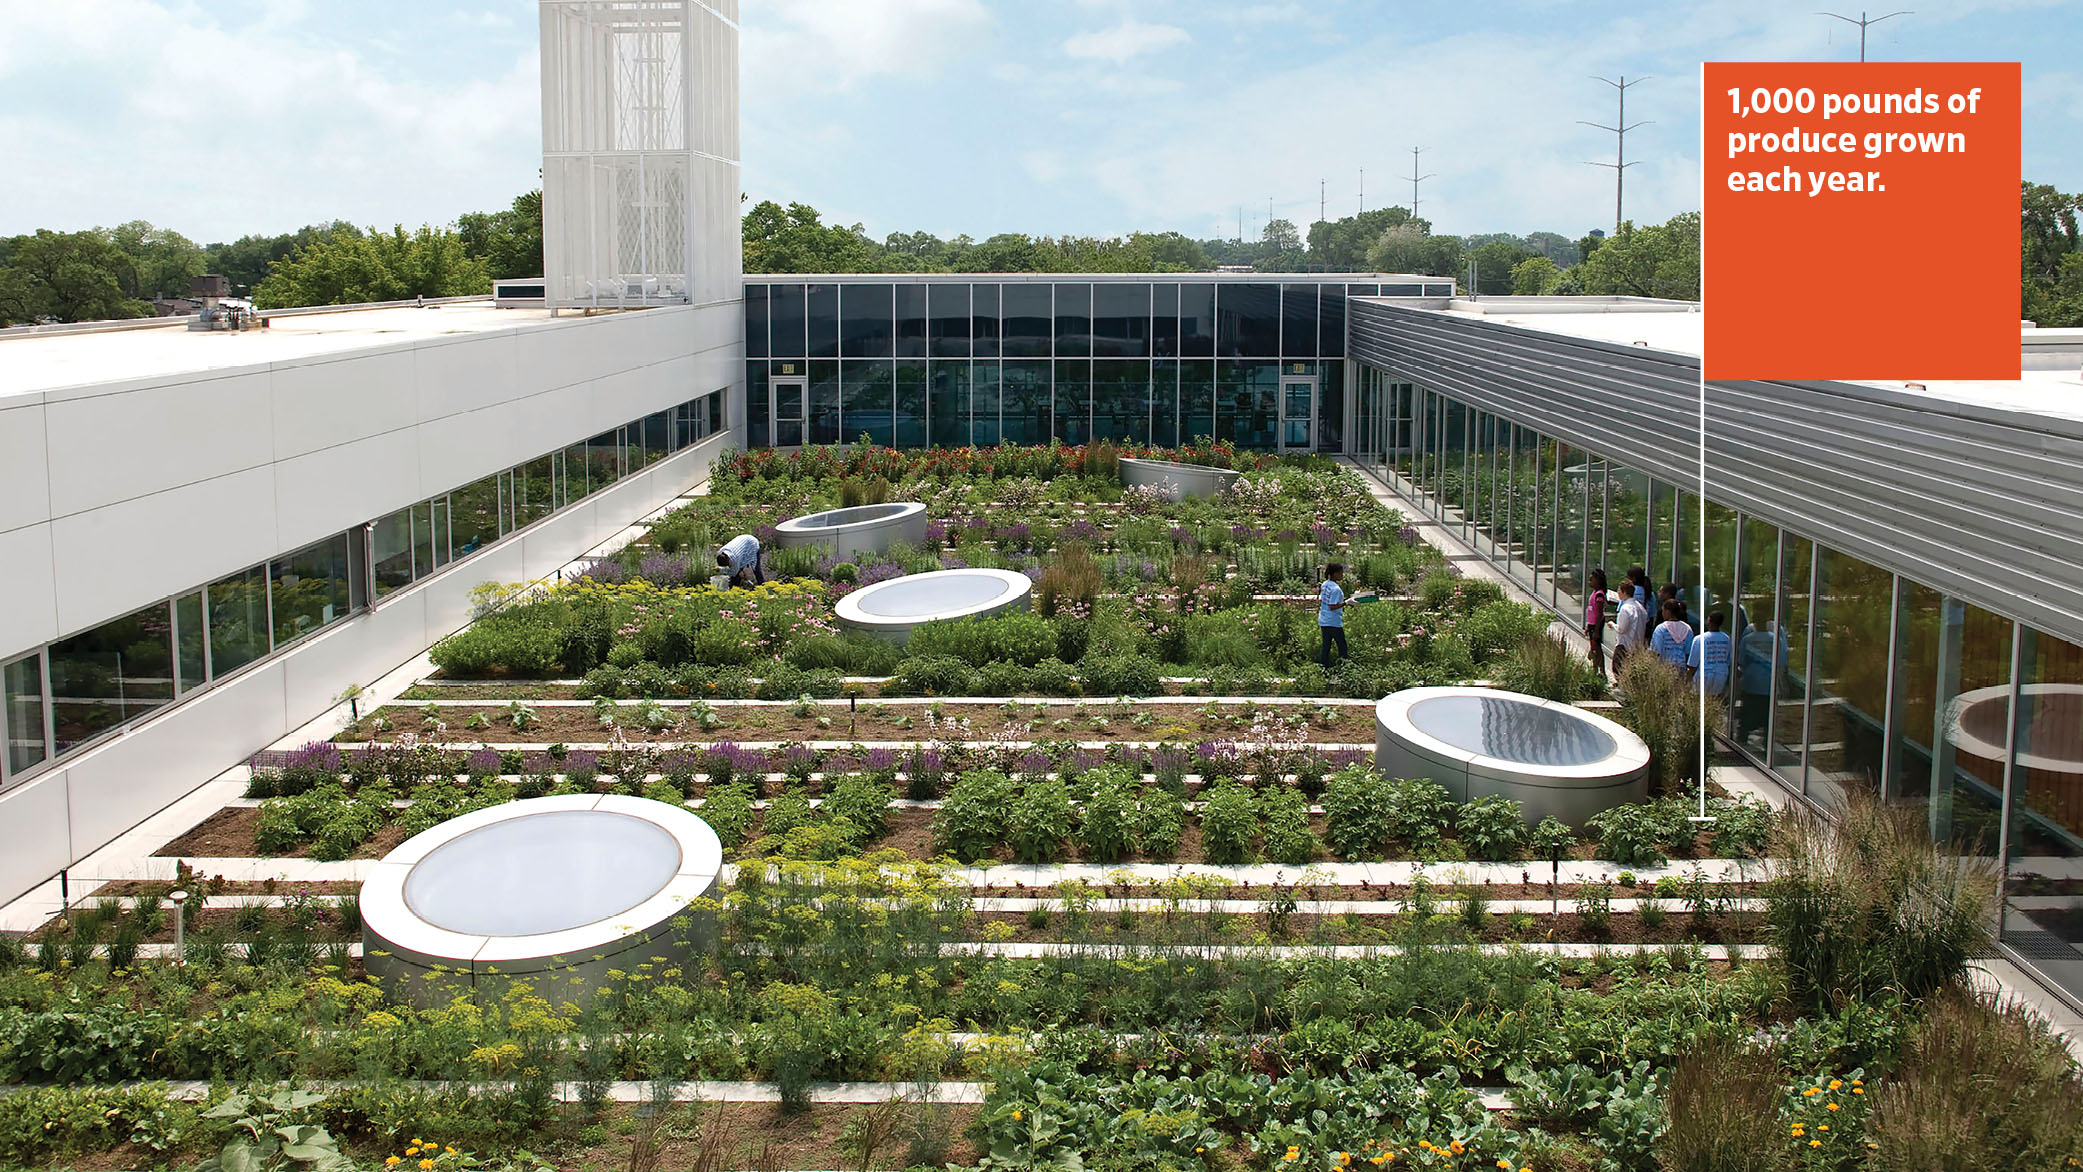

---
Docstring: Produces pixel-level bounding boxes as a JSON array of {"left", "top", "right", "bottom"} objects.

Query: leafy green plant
[
  {"left": 1587, "top": 803, "right": 1668, "bottom": 867},
  {"left": 196, "top": 1089, "right": 354, "bottom": 1172},
  {"left": 1576, "top": 880, "right": 1614, "bottom": 936},
  {"left": 1135, "top": 784, "right": 1187, "bottom": 860},
  {"left": 1259, "top": 787, "right": 1318, "bottom": 866},
  {"left": 934, "top": 770, "right": 1014, "bottom": 862},
  {"left": 1198, "top": 782, "right": 1259, "bottom": 865},
  {"left": 699, "top": 781, "right": 756, "bottom": 848},
  {"left": 1008, "top": 778, "right": 1074, "bottom": 863},
  {"left": 1077, "top": 767, "right": 1139, "bottom": 863},
  {"left": 1528, "top": 814, "right": 1577, "bottom": 859},
  {"left": 1322, "top": 764, "right": 1396, "bottom": 859},
  {"left": 1455, "top": 795, "right": 1526, "bottom": 861},
  {"left": 821, "top": 773, "right": 891, "bottom": 846},
  {"left": 1387, "top": 776, "right": 1452, "bottom": 850}
]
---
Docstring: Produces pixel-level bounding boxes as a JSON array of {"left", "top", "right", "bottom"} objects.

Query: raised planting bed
[
  {"left": 1119, "top": 455, "right": 1243, "bottom": 500},
  {"left": 773, "top": 501, "right": 929, "bottom": 561}
]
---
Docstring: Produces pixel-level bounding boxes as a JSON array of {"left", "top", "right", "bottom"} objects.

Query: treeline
[
  {"left": 2024, "top": 182, "right": 2083, "bottom": 327},
  {"left": 13, "top": 179, "right": 2078, "bottom": 325},
  {"left": 745, "top": 198, "right": 1704, "bottom": 301},
  {"left": 0, "top": 193, "right": 542, "bottom": 326}
]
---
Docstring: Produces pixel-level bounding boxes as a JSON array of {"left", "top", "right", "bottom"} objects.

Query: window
[
  {"left": 1001, "top": 360, "right": 1050, "bottom": 445},
  {"left": 1281, "top": 284, "right": 1320, "bottom": 358},
  {"left": 1053, "top": 359, "right": 1091, "bottom": 443},
  {"left": 1093, "top": 282, "right": 1150, "bottom": 358},
  {"left": 894, "top": 284, "right": 927, "bottom": 358},
  {"left": 585, "top": 429, "right": 621, "bottom": 491},
  {"left": 451, "top": 474, "right": 503, "bottom": 555},
  {"left": 972, "top": 362, "right": 1002, "bottom": 446},
  {"left": 1320, "top": 287, "right": 1346, "bottom": 359},
  {"left": 1151, "top": 360, "right": 1179, "bottom": 447},
  {"left": 1153, "top": 283, "right": 1180, "bottom": 358},
  {"left": 1092, "top": 359, "right": 1150, "bottom": 444},
  {"left": 1217, "top": 284, "right": 1280, "bottom": 357},
  {"left": 50, "top": 602, "right": 173, "bottom": 756},
  {"left": 972, "top": 284, "right": 1001, "bottom": 358},
  {"left": 372, "top": 508, "right": 415, "bottom": 597},
  {"left": 1054, "top": 283, "right": 1092, "bottom": 358},
  {"left": 928, "top": 283, "right": 970, "bottom": 357},
  {"left": 173, "top": 591, "right": 206, "bottom": 693},
  {"left": 1181, "top": 361, "right": 1215, "bottom": 443},
  {"left": 807, "top": 284, "right": 838, "bottom": 358},
  {"left": 929, "top": 360, "right": 968, "bottom": 447},
  {"left": 840, "top": 283, "right": 894, "bottom": 357},
  {"left": 1217, "top": 360, "right": 1277, "bottom": 447},
  {"left": 770, "top": 283, "right": 807, "bottom": 358},
  {"left": 640, "top": 411, "right": 672, "bottom": 463},
  {"left": 809, "top": 360, "right": 840, "bottom": 445},
  {"left": 745, "top": 284, "right": 770, "bottom": 358},
  {"left": 1002, "top": 285, "right": 1052, "bottom": 358},
  {"left": 3, "top": 654, "right": 47, "bottom": 780},
  {"left": 1179, "top": 283, "right": 1215, "bottom": 358},
  {"left": 894, "top": 360, "right": 927, "bottom": 448},
  {"left": 270, "top": 534, "right": 355, "bottom": 648},
  {"left": 208, "top": 564, "right": 271, "bottom": 677},
  {"left": 841, "top": 360, "right": 895, "bottom": 446},
  {"left": 514, "top": 453, "right": 558, "bottom": 527}
]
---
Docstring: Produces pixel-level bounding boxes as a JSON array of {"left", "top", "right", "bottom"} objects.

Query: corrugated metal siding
[
  {"left": 1347, "top": 299, "right": 1701, "bottom": 485},
  {"left": 1707, "top": 380, "right": 2083, "bottom": 648},
  {"left": 1346, "top": 298, "right": 2083, "bottom": 648}
]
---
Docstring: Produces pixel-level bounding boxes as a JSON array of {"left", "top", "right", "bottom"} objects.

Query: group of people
[{"left": 1585, "top": 566, "right": 1729, "bottom": 693}]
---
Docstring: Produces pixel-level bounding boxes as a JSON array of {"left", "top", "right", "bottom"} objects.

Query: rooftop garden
[{"left": 2, "top": 443, "right": 2073, "bottom": 1172}]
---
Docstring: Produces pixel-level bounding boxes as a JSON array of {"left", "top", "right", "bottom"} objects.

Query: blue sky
[{"left": 2, "top": 0, "right": 2079, "bottom": 244}]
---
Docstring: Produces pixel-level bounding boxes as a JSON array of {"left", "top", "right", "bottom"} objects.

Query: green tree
[
  {"left": 204, "top": 222, "right": 355, "bottom": 295},
  {"left": 0, "top": 230, "right": 152, "bottom": 324},
  {"left": 1524, "top": 230, "right": 1581, "bottom": 266},
  {"left": 1306, "top": 208, "right": 1418, "bottom": 270},
  {"left": 1256, "top": 217, "right": 1304, "bottom": 271},
  {"left": 457, "top": 190, "right": 544, "bottom": 280},
  {"left": 1510, "top": 254, "right": 1563, "bottom": 295},
  {"left": 251, "top": 225, "right": 491, "bottom": 309},
  {"left": 1575, "top": 213, "right": 1700, "bottom": 301},
  {"left": 1467, "top": 238, "right": 1532, "bottom": 294},
  {"left": 105, "top": 221, "right": 207, "bottom": 299},
  {"left": 1364, "top": 222, "right": 1465, "bottom": 278},
  {"left": 742, "top": 200, "right": 881, "bottom": 273},
  {"left": 2022, "top": 181, "right": 2083, "bottom": 327}
]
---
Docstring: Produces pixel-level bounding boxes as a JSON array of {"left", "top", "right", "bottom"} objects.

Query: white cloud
[
  {"left": 1063, "top": 19, "right": 1189, "bottom": 64},
  {"left": 0, "top": 0, "right": 541, "bottom": 240},
  {"left": 743, "top": 0, "right": 992, "bottom": 94}
]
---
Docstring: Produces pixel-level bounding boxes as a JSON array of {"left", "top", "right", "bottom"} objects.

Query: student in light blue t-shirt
[
  {"left": 1319, "top": 562, "right": 1352, "bottom": 668},
  {"left": 1687, "top": 610, "right": 1733, "bottom": 695},
  {"left": 1649, "top": 599, "right": 1692, "bottom": 668}
]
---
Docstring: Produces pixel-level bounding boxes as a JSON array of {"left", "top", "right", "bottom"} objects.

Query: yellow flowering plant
[
  {"left": 1784, "top": 1070, "right": 1873, "bottom": 1167},
  {"left": 390, "top": 1140, "right": 481, "bottom": 1170}
]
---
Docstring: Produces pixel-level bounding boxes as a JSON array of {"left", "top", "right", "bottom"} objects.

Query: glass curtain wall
[
  {"left": 740, "top": 278, "right": 1399, "bottom": 451},
  {"left": 1349, "top": 356, "right": 2083, "bottom": 1008}
]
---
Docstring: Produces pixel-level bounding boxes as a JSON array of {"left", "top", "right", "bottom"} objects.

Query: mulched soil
[
  {"left": 974, "top": 909, "right": 1761, "bottom": 947},
  {"left": 341, "top": 700, "right": 1373, "bottom": 746},
  {"left": 154, "top": 807, "right": 406, "bottom": 860},
  {"left": 969, "top": 880, "right": 1762, "bottom": 901}
]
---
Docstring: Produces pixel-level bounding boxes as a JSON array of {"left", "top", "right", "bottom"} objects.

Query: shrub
[
  {"left": 1494, "top": 632, "right": 1599, "bottom": 702},
  {"left": 1528, "top": 814, "right": 1576, "bottom": 859},
  {"left": 1322, "top": 765, "right": 1396, "bottom": 860},
  {"left": 1199, "top": 782, "right": 1259, "bottom": 864},
  {"left": 1080, "top": 654, "right": 1163, "bottom": 697},
  {"left": 983, "top": 657, "right": 1077, "bottom": 696},
  {"left": 1461, "top": 600, "right": 1552, "bottom": 663},
  {"left": 1008, "top": 778, "right": 1074, "bottom": 863},
  {"left": 1616, "top": 652, "right": 1718, "bottom": 791},
  {"left": 893, "top": 655, "right": 976, "bottom": 697},
  {"left": 428, "top": 612, "right": 563, "bottom": 677},
  {"left": 1765, "top": 793, "right": 1993, "bottom": 1013},
  {"left": 1655, "top": 1042, "right": 1794, "bottom": 1172},
  {"left": 1587, "top": 803, "right": 1669, "bottom": 867},
  {"left": 934, "top": 770, "right": 1013, "bottom": 862},
  {"left": 1078, "top": 768, "right": 1139, "bottom": 863},
  {"left": 1387, "top": 776, "right": 1453, "bottom": 849},
  {"left": 1867, "top": 991, "right": 2083, "bottom": 1168},
  {"left": 1136, "top": 785, "right": 1187, "bottom": 860},
  {"left": 1576, "top": 880, "right": 1614, "bottom": 936},
  {"left": 1456, "top": 795, "right": 1526, "bottom": 861},
  {"left": 821, "top": 773, "right": 891, "bottom": 846},
  {"left": 910, "top": 612, "right": 1059, "bottom": 668},
  {"left": 1260, "top": 787, "right": 1319, "bottom": 866},
  {"left": 1036, "top": 544, "right": 1103, "bottom": 618},
  {"left": 700, "top": 781, "right": 756, "bottom": 848}
]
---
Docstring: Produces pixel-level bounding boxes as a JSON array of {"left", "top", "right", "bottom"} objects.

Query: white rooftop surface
[
  {"left": 1852, "top": 366, "right": 2083, "bottom": 425},
  {"left": 0, "top": 300, "right": 554, "bottom": 399},
  {"left": 1421, "top": 299, "right": 1706, "bottom": 358}
]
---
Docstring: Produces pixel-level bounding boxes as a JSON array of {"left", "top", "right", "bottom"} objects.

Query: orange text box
[{"left": 1703, "top": 62, "right": 2019, "bottom": 380}]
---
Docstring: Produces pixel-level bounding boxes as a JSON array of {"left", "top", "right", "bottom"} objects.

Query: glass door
[
  {"left": 1279, "top": 376, "right": 1315, "bottom": 452},
  {"left": 771, "top": 377, "right": 807, "bottom": 448}
]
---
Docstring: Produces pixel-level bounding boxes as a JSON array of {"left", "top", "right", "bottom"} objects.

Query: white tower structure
[{"left": 539, "top": 1, "right": 741, "bottom": 309}]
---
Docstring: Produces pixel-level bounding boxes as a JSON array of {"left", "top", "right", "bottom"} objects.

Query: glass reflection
[
  {"left": 50, "top": 602, "right": 173, "bottom": 755},
  {"left": 5, "top": 654, "right": 48, "bottom": 778}
]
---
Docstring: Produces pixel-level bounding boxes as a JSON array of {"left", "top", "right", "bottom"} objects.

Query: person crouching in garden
[{"left": 716, "top": 532, "right": 764, "bottom": 589}]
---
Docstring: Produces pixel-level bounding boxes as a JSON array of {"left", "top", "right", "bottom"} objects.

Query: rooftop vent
[{"left": 187, "top": 274, "right": 263, "bottom": 333}]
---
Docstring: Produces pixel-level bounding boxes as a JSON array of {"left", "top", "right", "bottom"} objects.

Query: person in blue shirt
[
  {"left": 1319, "top": 562, "right": 1353, "bottom": 668},
  {"left": 715, "top": 533, "right": 764, "bottom": 589},
  {"left": 1687, "top": 610, "right": 1733, "bottom": 695},
  {"left": 1649, "top": 599, "right": 1692, "bottom": 667}
]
